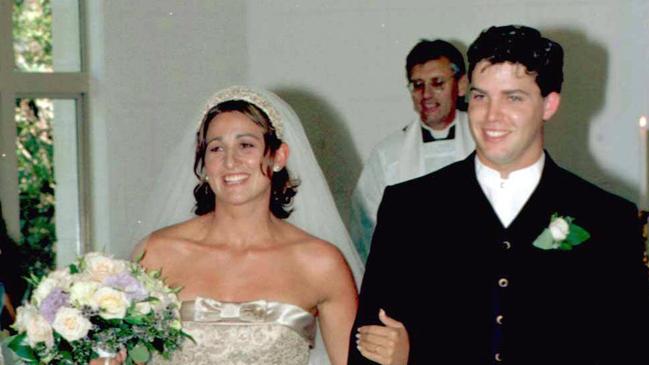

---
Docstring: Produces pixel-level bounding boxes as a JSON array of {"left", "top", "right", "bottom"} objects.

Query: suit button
[
  {"left": 495, "top": 352, "right": 503, "bottom": 362},
  {"left": 498, "top": 278, "right": 509, "bottom": 287},
  {"left": 496, "top": 315, "right": 503, "bottom": 324},
  {"left": 503, "top": 241, "right": 511, "bottom": 250}
]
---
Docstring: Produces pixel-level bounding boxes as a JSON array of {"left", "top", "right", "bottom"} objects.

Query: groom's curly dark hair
[
  {"left": 467, "top": 25, "right": 564, "bottom": 96},
  {"left": 193, "top": 100, "right": 299, "bottom": 219}
]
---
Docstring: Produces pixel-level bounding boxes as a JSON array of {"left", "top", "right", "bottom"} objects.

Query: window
[{"left": 0, "top": 0, "right": 87, "bottom": 287}]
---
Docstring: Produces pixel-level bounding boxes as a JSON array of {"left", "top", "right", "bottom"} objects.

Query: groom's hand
[{"left": 356, "top": 309, "right": 409, "bottom": 365}]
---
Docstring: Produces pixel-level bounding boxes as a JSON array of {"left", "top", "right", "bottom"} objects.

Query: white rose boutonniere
[{"left": 533, "top": 213, "right": 591, "bottom": 250}]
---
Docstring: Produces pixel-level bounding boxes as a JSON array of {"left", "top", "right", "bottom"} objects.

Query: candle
[{"left": 640, "top": 115, "right": 648, "bottom": 210}]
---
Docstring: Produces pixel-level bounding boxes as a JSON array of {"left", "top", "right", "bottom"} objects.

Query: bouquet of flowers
[{"left": 8, "top": 252, "right": 190, "bottom": 364}]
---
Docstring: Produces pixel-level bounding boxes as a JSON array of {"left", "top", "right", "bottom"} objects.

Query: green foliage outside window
[
  {"left": 15, "top": 99, "right": 56, "bottom": 287},
  {"left": 13, "top": 0, "right": 52, "bottom": 72},
  {"left": 12, "top": 0, "right": 56, "bottom": 301}
]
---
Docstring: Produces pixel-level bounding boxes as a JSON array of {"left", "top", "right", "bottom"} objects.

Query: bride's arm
[{"left": 314, "top": 244, "right": 359, "bottom": 365}]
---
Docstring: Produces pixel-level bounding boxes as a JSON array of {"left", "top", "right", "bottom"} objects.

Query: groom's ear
[{"left": 542, "top": 92, "right": 561, "bottom": 121}]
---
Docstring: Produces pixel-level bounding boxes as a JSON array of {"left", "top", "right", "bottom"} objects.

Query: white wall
[
  {"left": 86, "top": 0, "right": 248, "bottom": 257},
  {"left": 86, "top": 0, "right": 648, "bottom": 257},
  {"left": 247, "top": 0, "right": 649, "bottom": 218}
]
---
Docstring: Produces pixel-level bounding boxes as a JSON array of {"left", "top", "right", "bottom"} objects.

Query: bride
[{"left": 93, "top": 86, "right": 363, "bottom": 365}]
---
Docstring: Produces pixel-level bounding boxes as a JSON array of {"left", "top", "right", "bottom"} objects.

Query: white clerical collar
[
  {"left": 421, "top": 118, "right": 456, "bottom": 140},
  {"left": 475, "top": 153, "right": 545, "bottom": 227}
]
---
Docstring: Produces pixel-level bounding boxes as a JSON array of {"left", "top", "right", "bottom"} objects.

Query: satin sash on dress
[{"left": 180, "top": 297, "right": 317, "bottom": 347}]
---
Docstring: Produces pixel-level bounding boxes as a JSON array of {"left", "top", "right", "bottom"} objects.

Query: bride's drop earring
[{"left": 272, "top": 165, "right": 281, "bottom": 172}]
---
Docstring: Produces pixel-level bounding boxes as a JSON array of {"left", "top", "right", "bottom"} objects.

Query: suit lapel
[
  {"left": 506, "top": 153, "right": 561, "bottom": 248},
  {"left": 456, "top": 153, "right": 507, "bottom": 240}
]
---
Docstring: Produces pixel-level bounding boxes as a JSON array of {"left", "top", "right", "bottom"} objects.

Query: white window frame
[{"left": 0, "top": 0, "right": 89, "bottom": 267}]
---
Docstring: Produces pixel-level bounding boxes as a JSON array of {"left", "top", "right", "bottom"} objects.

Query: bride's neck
[{"left": 204, "top": 203, "right": 279, "bottom": 247}]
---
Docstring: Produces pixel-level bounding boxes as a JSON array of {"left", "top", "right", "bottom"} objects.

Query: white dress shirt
[{"left": 475, "top": 153, "right": 545, "bottom": 228}]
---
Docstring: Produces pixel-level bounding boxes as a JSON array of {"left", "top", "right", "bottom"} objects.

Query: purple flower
[
  {"left": 104, "top": 272, "right": 148, "bottom": 301},
  {"left": 40, "top": 288, "right": 70, "bottom": 323}
]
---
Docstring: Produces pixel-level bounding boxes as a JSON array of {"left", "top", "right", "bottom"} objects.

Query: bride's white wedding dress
[
  {"left": 134, "top": 86, "right": 363, "bottom": 365},
  {"left": 153, "top": 298, "right": 315, "bottom": 365}
]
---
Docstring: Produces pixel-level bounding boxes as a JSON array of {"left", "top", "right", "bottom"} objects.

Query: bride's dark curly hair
[{"left": 193, "top": 99, "right": 299, "bottom": 219}]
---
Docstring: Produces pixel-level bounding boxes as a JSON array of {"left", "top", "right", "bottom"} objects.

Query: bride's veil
[{"left": 130, "top": 86, "right": 364, "bottom": 365}]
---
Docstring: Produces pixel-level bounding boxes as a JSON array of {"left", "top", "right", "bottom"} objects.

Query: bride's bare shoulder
[
  {"left": 132, "top": 216, "right": 207, "bottom": 266},
  {"left": 283, "top": 223, "right": 350, "bottom": 275}
]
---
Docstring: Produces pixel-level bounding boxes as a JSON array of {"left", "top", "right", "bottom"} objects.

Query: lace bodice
[{"left": 154, "top": 297, "right": 316, "bottom": 365}]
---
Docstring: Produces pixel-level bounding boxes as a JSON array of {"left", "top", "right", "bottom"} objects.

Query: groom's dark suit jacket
[{"left": 348, "top": 153, "right": 649, "bottom": 365}]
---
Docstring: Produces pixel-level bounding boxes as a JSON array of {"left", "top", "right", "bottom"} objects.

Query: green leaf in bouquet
[
  {"left": 181, "top": 331, "right": 197, "bottom": 344},
  {"left": 149, "top": 268, "right": 162, "bottom": 279},
  {"left": 125, "top": 314, "right": 146, "bottom": 325},
  {"left": 8, "top": 333, "right": 37, "bottom": 362},
  {"left": 146, "top": 296, "right": 161, "bottom": 306},
  {"left": 134, "top": 250, "right": 147, "bottom": 263},
  {"left": 59, "top": 350, "right": 73, "bottom": 361},
  {"left": 129, "top": 342, "right": 151, "bottom": 363},
  {"left": 25, "top": 272, "right": 42, "bottom": 289},
  {"left": 68, "top": 263, "right": 79, "bottom": 274}
]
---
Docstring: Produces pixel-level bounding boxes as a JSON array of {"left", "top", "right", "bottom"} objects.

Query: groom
[{"left": 348, "top": 25, "right": 649, "bottom": 364}]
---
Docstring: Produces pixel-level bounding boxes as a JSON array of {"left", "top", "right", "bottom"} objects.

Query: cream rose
[
  {"left": 52, "top": 307, "right": 91, "bottom": 342},
  {"left": 14, "top": 304, "right": 36, "bottom": 332},
  {"left": 49, "top": 268, "right": 73, "bottom": 290},
  {"left": 69, "top": 280, "right": 100, "bottom": 306},
  {"left": 84, "top": 252, "right": 127, "bottom": 282},
  {"left": 91, "top": 287, "right": 130, "bottom": 319},
  {"left": 549, "top": 217, "right": 570, "bottom": 241},
  {"left": 15, "top": 305, "right": 55, "bottom": 348},
  {"left": 134, "top": 301, "right": 152, "bottom": 315},
  {"left": 27, "top": 315, "right": 54, "bottom": 348}
]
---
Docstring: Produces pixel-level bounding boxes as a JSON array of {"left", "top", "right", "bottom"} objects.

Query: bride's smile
[{"left": 223, "top": 173, "right": 249, "bottom": 185}]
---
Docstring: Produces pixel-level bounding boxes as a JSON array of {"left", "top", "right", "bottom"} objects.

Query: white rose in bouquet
[
  {"left": 69, "top": 280, "right": 100, "bottom": 307},
  {"left": 91, "top": 287, "right": 130, "bottom": 320},
  {"left": 84, "top": 252, "right": 127, "bottom": 282},
  {"left": 49, "top": 268, "right": 73, "bottom": 290},
  {"left": 52, "top": 307, "right": 92, "bottom": 342},
  {"left": 134, "top": 302, "right": 152, "bottom": 315},
  {"left": 13, "top": 305, "right": 36, "bottom": 333},
  {"left": 15, "top": 305, "right": 54, "bottom": 348},
  {"left": 26, "top": 316, "right": 54, "bottom": 348}
]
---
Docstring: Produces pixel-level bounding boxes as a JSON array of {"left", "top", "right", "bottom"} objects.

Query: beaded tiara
[{"left": 204, "top": 86, "right": 284, "bottom": 139}]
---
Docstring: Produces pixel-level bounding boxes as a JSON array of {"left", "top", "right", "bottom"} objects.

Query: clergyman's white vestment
[{"left": 350, "top": 111, "right": 475, "bottom": 261}]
